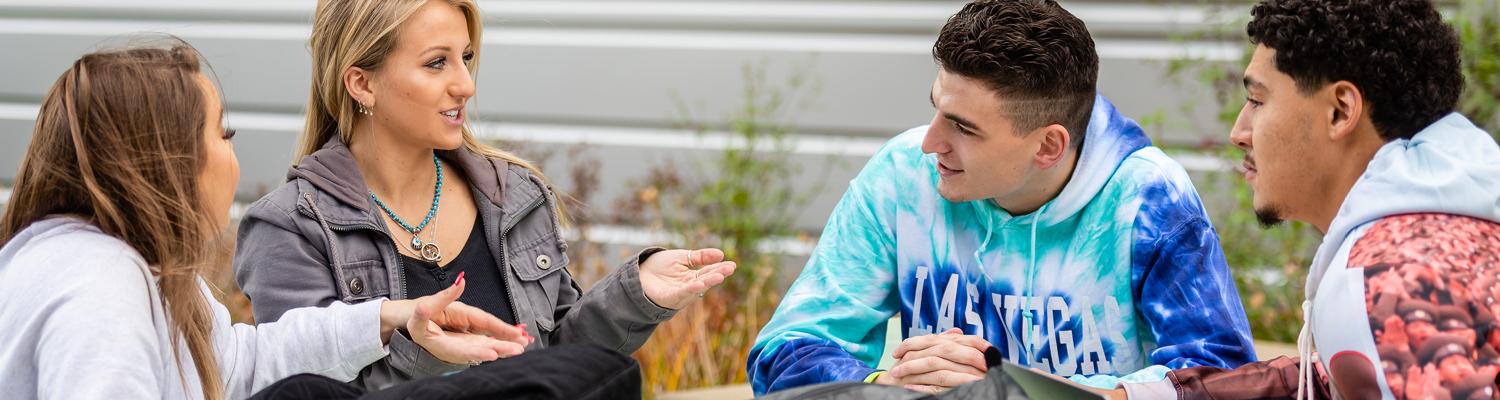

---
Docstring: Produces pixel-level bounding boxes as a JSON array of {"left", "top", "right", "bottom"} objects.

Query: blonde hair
[
  {"left": 0, "top": 38, "right": 224, "bottom": 400},
  {"left": 299, "top": 0, "right": 565, "bottom": 223}
]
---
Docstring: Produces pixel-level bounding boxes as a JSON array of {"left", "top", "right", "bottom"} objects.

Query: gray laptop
[{"left": 1000, "top": 360, "right": 1109, "bottom": 399}]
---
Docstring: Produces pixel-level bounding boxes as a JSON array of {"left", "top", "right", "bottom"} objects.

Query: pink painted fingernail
[{"left": 453, "top": 272, "right": 466, "bottom": 287}]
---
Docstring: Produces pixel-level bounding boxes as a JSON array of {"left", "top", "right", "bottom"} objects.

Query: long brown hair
[
  {"left": 299, "top": 0, "right": 566, "bottom": 223},
  {"left": 0, "top": 38, "right": 224, "bottom": 400}
]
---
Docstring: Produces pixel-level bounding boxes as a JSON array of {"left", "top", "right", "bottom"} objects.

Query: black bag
[{"left": 250, "top": 343, "right": 642, "bottom": 400}]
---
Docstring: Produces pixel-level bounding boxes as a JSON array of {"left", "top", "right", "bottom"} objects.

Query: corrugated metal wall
[{"left": 0, "top": 1, "right": 1250, "bottom": 233}]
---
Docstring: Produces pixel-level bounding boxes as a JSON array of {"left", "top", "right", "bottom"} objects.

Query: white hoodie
[
  {"left": 0, "top": 217, "right": 390, "bottom": 399},
  {"left": 1125, "top": 112, "right": 1500, "bottom": 399},
  {"left": 1299, "top": 113, "right": 1500, "bottom": 399}
]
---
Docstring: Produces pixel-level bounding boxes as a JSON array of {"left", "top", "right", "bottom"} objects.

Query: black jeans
[{"left": 249, "top": 343, "right": 642, "bottom": 400}]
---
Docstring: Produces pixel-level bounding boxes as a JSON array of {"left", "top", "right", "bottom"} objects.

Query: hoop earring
[{"left": 358, "top": 102, "right": 374, "bottom": 116}]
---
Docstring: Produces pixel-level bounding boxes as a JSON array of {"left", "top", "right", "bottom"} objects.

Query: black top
[{"left": 400, "top": 214, "right": 516, "bottom": 325}]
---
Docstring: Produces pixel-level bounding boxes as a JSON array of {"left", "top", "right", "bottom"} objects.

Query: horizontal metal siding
[{"left": 0, "top": 1, "right": 1249, "bottom": 231}]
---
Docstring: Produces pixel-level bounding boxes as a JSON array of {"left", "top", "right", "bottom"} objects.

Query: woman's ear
[{"left": 344, "top": 66, "right": 377, "bottom": 109}]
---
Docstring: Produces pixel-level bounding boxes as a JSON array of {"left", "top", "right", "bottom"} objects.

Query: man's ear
[
  {"left": 344, "top": 66, "right": 377, "bottom": 109},
  {"left": 1327, "top": 81, "right": 1365, "bottom": 142},
  {"left": 1033, "top": 124, "right": 1071, "bottom": 169}
]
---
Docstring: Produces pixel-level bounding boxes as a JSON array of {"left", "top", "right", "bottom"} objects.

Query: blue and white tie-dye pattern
[{"left": 748, "top": 96, "right": 1257, "bottom": 395}]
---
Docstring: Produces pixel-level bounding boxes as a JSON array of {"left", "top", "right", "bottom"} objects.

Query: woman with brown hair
[
  {"left": 0, "top": 39, "right": 536, "bottom": 399},
  {"left": 232, "top": 0, "right": 739, "bottom": 390}
]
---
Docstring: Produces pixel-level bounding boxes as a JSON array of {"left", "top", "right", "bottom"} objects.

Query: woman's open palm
[
  {"left": 406, "top": 273, "right": 532, "bottom": 365},
  {"left": 639, "top": 248, "right": 738, "bottom": 310}
]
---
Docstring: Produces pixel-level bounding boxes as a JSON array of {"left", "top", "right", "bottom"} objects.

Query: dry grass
[{"left": 633, "top": 256, "right": 778, "bottom": 394}]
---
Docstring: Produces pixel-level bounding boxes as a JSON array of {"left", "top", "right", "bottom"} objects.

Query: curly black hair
[
  {"left": 1248, "top": 0, "right": 1463, "bottom": 141},
  {"left": 933, "top": 0, "right": 1097, "bottom": 148}
]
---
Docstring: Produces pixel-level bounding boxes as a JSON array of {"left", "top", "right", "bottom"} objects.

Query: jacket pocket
[
  {"left": 509, "top": 236, "right": 569, "bottom": 331},
  {"left": 337, "top": 259, "right": 389, "bottom": 302}
]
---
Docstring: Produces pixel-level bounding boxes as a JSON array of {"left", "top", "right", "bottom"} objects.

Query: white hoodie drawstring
[
  {"left": 1027, "top": 204, "right": 1047, "bottom": 301},
  {"left": 979, "top": 211, "right": 1028, "bottom": 362},
  {"left": 1296, "top": 300, "right": 1314, "bottom": 400},
  {"left": 1021, "top": 203, "right": 1049, "bottom": 366},
  {"left": 975, "top": 215, "right": 997, "bottom": 268},
  {"left": 980, "top": 202, "right": 1048, "bottom": 366}
]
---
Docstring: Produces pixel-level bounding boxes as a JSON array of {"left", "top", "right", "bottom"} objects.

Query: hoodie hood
[
  {"left": 289, "top": 139, "right": 370, "bottom": 212},
  {"left": 287, "top": 138, "right": 511, "bottom": 215},
  {"left": 1305, "top": 112, "right": 1500, "bottom": 299},
  {"left": 1043, "top": 94, "right": 1155, "bottom": 224}
]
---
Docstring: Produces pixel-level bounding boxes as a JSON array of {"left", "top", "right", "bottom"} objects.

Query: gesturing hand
[
  {"left": 639, "top": 248, "right": 738, "bottom": 310},
  {"left": 877, "top": 328, "right": 993, "bottom": 393},
  {"left": 1405, "top": 364, "right": 1444, "bottom": 400},
  {"left": 381, "top": 272, "right": 532, "bottom": 365}
]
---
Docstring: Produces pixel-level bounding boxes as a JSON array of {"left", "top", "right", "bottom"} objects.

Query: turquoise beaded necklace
[{"left": 370, "top": 155, "right": 444, "bottom": 262}]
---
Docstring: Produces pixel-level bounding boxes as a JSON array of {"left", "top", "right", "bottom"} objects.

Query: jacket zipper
[
  {"left": 499, "top": 189, "right": 547, "bottom": 342},
  {"left": 304, "top": 193, "right": 355, "bottom": 299},
  {"left": 500, "top": 229, "right": 526, "bottom": 338},
  {"left": 300, "top": 194, "right": 410, "bottom": 300},
  {"left": 395, "top": 248, "right": 409, "bottom": 300}
]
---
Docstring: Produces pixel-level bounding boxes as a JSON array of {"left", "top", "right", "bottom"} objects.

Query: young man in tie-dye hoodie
[{"left": 748, "top": 0, "right": 1257, "bottom": 395}]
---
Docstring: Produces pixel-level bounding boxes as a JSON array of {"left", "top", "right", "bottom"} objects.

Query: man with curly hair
[
  {"left": 748, "top": 0, "right": 1258, "bottom": 395},
  {"left": 1118, "top": 0, "right": 1500, "bottom": 399}
]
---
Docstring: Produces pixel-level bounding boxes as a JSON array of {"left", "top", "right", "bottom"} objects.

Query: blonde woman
[
  {"left": 0, "top": 39, "right": 536, "bottom": 400},
  {"left": 232, "top": 0, "right": 738, "bottom": 390}
]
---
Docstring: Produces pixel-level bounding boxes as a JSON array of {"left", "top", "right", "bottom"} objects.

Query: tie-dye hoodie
[{"left": 748, "top": 95, "right": 1257, "bottom": 395}]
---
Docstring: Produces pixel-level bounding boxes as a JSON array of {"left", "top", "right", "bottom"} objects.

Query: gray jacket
[{"left": 233, "top": 138, "right": 675, "bottom": 390}]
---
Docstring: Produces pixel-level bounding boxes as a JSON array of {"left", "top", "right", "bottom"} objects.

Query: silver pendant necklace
[
  {"left": 372, "top": 155, "right": 445, "bottom": 264},
  {"left": 413, "top": 231, "right": 442, "bottom": 263},
  {"left": 412, "top": 203, "right": 442, "bottom": 264}
]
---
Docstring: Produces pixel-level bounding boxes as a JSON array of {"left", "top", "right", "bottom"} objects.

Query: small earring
[{"left": 358, "top": 102, "right": 374, "bottom": 116}]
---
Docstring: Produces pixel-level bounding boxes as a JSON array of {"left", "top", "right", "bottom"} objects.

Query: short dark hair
[
  {"left": 1248, "top": 0, "right": 1463, "bottom": 141},
  {"left": 933, "top": 0, "right": 1098, "bottom": 149}
]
